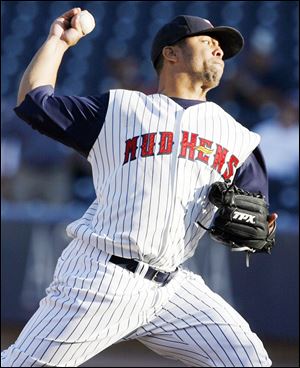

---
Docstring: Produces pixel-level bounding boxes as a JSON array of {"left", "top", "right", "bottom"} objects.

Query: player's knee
[
  {"left": 204, "top": 345, "right": 271, "bottom": 368},
  {"left": 234, "top": 341, "right": 272, "bottom": 367},
  {"left": 193, "top": 335, "right": 272, "bottom": 367},
  {"left": 1, "top": 345, "right": 45, "bottom": 367}
]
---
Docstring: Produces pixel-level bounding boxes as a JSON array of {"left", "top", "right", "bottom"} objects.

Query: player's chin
[
  {"left": 212, "top": 67, "right": 223, "bottom": 80},
  {"left": 213, "top": 76, "right": 222, "bottom": 87},
  {"left": 205, "top": 73, "right": 222, "bottom": 89},
  {"left": 204, "top": 67, "right": 223, "bottom": 83},
  {"left": 211, "top": 70, "right": 223, "bottom": 86}
]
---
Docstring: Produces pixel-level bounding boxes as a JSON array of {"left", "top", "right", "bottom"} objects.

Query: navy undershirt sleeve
[
  {"left": 234, "top": 146, "right": 269, "bottom": 204},
  {"left": 14, "top": 85, "right": 109, "bottom": 157}
]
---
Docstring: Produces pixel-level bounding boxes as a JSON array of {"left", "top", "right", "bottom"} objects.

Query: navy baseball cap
[{"left": 151, "top": 15, "right": 244, "bottom": 66}]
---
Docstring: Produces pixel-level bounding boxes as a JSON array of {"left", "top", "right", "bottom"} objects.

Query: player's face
[{"left": 177, "top": 35, "right": 225, "bottom": 89}]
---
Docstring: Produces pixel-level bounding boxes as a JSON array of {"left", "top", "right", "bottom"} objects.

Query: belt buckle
[
  {"left": 153, "top": 270, "right": 170, "bottom": 285},
  {"left": 152, "top": 270, "right": 160, "bottom": 282}
]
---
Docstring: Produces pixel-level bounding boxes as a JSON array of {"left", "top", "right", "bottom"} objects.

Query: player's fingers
[
  {"left": 70, "top": 13, "right": 83, "bottom": 34},
  {"left": 56, "top": 17, "right": 71, "bottom": 28},
  {"left": 59, "top": 7, "right": 81, "bottom": 21},
  {"left": 267, "top": 213, "right": 278, "bottom": 224},
  {"left": 267, "top": 213, "right": 278, "bottom": 233}
]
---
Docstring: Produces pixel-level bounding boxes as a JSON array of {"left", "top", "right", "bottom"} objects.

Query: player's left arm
[{"left": 233, "top": 146, "right": 277, "bottom": 233}]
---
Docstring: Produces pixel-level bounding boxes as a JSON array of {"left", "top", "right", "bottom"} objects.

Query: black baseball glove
[{"left": 198, "top": 180, "right": 276, "bottom": 259}]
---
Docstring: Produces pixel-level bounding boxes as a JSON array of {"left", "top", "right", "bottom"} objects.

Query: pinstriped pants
[{"left": 1, "top": 239, "right": 272, "bottom": 367}]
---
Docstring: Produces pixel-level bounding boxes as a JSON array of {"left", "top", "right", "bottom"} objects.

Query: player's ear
[{"left": 162, "top": 46, "right": 178, "bottom": 63}]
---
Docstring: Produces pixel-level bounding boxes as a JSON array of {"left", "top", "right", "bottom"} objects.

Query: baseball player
[{"left": 2, "top": 8, "right": 277, "bottom": 367}]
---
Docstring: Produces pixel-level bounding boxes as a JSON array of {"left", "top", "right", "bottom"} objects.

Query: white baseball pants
[{"left": 1, "top": 239, "right": 272, "bottom": 367}]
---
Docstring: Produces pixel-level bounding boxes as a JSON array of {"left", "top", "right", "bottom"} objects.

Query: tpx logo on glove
[{"left": 232, "top": 211, "right": 256, "bottom": 224}]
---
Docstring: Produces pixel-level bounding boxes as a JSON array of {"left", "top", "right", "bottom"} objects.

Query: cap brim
[{"left": 186, "top": 26, "right": 244, "bottom": 59}]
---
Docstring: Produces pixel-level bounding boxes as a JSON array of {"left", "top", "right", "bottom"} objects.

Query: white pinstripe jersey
[{"left": 66, "top": 89, "right": 260, "bottom": 272}]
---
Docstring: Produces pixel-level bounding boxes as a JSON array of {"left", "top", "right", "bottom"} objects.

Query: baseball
[{"left": 79, "top": 10, "right": 95, "bottom": 35}]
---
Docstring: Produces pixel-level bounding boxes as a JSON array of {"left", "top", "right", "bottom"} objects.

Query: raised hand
[{"left": 48, "top": 8, "right": 84, "bottom": 47}]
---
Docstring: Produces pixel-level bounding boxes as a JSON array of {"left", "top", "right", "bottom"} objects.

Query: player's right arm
[
  {"left": 17, "top": 8, "right": 84, "bottom": 106},
  {"left": 14, "top": 7, "right": 109, "bottom": 159}
]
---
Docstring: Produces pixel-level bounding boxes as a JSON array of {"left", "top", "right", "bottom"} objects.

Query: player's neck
[{"left": 157, "top": 73, "right": 211, "bottom": 101}]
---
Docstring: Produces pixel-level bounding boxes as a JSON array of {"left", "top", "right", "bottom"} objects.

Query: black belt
[{"left": 110, "top": 255, "right": 176, "bottom": 285}]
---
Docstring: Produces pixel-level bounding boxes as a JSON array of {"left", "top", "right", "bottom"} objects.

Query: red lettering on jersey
[
  {"left": 196, "top": 138, "right": 213, "bottom": 164},
  {"left": 179, "top": 131, "right": 198, "bottom": 160},
  {"left": 223, "top": 154, "right": 239, "bottom": 180},
  {"left": 141, "top": 133, "right": 156, "bottom": 157},
  {"left": 158, "top": 132, "right": 174, "bottom": 155},
  {"left": 212, "top": 144, "right": 228, "bottom": 173},
  {"left": 123, "top": 136, "right": 139, "bottom": 164}
]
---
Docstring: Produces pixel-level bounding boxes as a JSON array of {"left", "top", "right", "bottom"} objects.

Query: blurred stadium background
[{"left": 1, "top": 1, "right": 299, "bottom": 366}]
